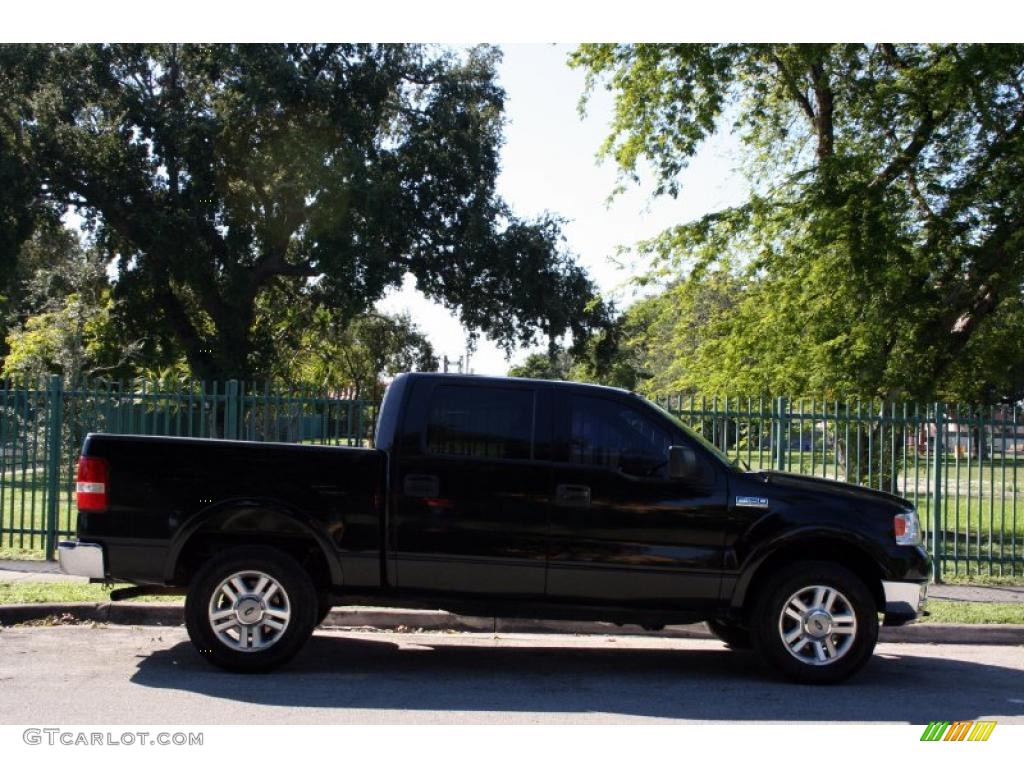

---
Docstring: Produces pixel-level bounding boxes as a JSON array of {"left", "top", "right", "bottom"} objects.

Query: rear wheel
[
  {"left": 185, "top": 545, "right": 318, "bottom": 672},
  {"left": 705, "top": 619, "right": 752, "bottom": 650},
  {"left": 750, "top": 561, "right": 878, "bottom": 684}
]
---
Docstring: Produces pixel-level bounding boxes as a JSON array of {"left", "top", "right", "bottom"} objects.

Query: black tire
[
  {"left": 705, "top": 619, "right": 752, "bottom": 650},
  {"left": 750, "top": 561, "right": 878, "bottom": 684},
  {"left": 316, "top": 592, "right": 333, "bottom": 626},
  {"left": 185, "top": 545, "right": 318, "bottom": 673}
]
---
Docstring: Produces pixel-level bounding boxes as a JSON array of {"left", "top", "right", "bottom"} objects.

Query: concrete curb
[
  {"left": 1, "top": 602, "right": 1022, "bottom": 644},
  {"left": 0, "top": 602, "right": 179, "bottom": 626}
]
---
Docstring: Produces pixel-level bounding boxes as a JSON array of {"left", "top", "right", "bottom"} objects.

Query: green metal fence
[
  {"left": 658, "top": 395, "right": 1024, "bottom": 581},
  {"left": 0, "top": 377, "right": 374, "bottom": 558},
  {"left": 2, "top": 377, "right": 1022, "bottom": 581}
]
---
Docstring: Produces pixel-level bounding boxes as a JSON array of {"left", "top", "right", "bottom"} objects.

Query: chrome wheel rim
[
  {"left": 208, "top": 570, "right": 291, "bottom": 653},
  {"left": 778, "top": 585, "right": 857, "bottom": 666}
]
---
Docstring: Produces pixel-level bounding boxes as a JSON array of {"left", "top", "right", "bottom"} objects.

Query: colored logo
[{"left": 920, "top": 721, "right": 996, "bottom": 742}]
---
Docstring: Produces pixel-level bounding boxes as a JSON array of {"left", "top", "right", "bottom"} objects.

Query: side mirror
[
  {"left": 619, "top": 450, "right": 660, "bottom": 478},
  {"left": 668, "top": 445, "right": 701, "bottom": 481}
]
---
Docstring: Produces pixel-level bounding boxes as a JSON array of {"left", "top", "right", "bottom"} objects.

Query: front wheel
[
  {"left": 185, "top": 545, "right": 318, "bottom": 672},
  {"left": 750, "top": 562, "right": 878, "bottom": 684},
  {"left": 705, "top": 619, "right": 752, "bottom": 650}
]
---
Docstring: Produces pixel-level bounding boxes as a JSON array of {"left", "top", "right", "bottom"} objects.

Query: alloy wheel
[
  {"left": 777, "top": 584, "right": 858, "bottom": 666},
  {"left": 207, "top": 570, "right": 292, "bottom": 652}
]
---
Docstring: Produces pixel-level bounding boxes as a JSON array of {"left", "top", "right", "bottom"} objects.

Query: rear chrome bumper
[
  {"left": 57, "top": 541, "right": 105, "bottom": 580},
  {"left": 882, "top": 580, "right": 927, "bottom": 625}
]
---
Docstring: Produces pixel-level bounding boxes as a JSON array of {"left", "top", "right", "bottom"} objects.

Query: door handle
[
  {"left": 555, "top": 483, "right": 591, "bottom": 507},
  {"left": 403, "top": 474, "right": 440, "bottom": 497}
]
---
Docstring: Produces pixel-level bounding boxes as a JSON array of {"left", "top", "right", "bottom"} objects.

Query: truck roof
[{"left": 394, "top": 371, "right": 635, "bottom": 398}]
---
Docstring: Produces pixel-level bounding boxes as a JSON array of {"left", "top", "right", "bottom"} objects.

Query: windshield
[{"left": 639, "top": 397, "right": 749, "bottom": 471}]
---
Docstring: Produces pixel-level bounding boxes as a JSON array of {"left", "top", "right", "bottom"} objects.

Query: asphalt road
[{"left": 1, "top": 625, "right": 1022, "bottom": 724}]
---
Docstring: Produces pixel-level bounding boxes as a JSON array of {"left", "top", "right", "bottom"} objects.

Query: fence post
[
  {"left": 44, "top": 375, "right": 64, "bottom": 561},
  {"left": 225, "top": 379, "right": 240, "bottom": 440},
  {"left": 931, "top": 402, "right": 944, "bottom": 584},
  {"left": 776, "top": 396, "right": 788, "bottom": 471}
]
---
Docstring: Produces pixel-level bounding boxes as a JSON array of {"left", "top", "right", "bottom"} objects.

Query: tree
[
  {"left": 507, "top": 349, "right": 574, "bottom": 380},
  {"left": 3, "top": 44, "right": 606, "bottom": 381},
  {"left": 277, "top": 308, "right": 437, "bottom": 402},
  {"left": 2, "top": 229, "right": 142, "bottom": 381},
  {"left": 0, "top": 71, "right": 43, "bottom": 289},
  {"left": 339, "top": 313, "right": 437, "bottom": 403},
  {"left": 1, "top": 220, "right": 75, "bottom": 361},
  {"left": 596, "top": 272, "right": 744, "bottom": 396},
  {"left": 262, "top": 283, "right": 437, "bottom": 397},
  {"left": 572, "top": 44, "right": 1024, "bottom": 403}
]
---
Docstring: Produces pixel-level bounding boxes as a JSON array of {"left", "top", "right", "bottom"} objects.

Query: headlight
[{"left": 894, "top": 511, "right": 922, "bottom": 546}]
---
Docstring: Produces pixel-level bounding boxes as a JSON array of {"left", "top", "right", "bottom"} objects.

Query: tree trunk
[
  {"left": 835, "top": 403, "right": 904, "bottom": 495},
  {"left": 970, "top": 423, "right": 989, "bottom": 460}
]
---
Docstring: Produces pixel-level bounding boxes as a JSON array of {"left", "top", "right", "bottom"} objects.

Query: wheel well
[
  {"left": 173, "top": 515, "right": 332, "bottom": 591},
  {"left": 736, "top": 540, "right": 885, "bottom": 619}
]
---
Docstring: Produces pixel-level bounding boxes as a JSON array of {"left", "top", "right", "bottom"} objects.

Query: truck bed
[{"left": 77, "top": 433, "right": 385, "bottom": 586}]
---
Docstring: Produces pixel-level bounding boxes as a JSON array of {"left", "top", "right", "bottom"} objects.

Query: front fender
[{"left": 729, "top": 525, "right": 892, "bottom": 610}]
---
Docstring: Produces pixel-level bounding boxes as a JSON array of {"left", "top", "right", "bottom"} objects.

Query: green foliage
[
  {"left": 268, "top": 300, "right": 437, "bottom": 401},
  {"left": 4, "top": 44, "right": 606, "bottom": 380},
  {"left": 0, "top": 582, "right": 183, "bottom": 604},
  {"left": 0, "top": 50, "right": 48, "bottom": 289},
  {"left": 507, "top": 349, "right": 574, "bottom": 380},
  {"left": 920, "top": 601, "right": 1024, "bottom": 624},
  {"left": 0, "top": 219, "right": 75, "bottom": 360},
  {"left": 2, "top": 229, "right": 141, "bottom": 381},
  {"left": 573, "top": 44, "right": 1024, "bottom": 401}
]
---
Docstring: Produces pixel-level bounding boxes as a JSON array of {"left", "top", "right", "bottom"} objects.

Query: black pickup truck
[{"left": 59, "top": 372, "right": 929, "bottom": 682}]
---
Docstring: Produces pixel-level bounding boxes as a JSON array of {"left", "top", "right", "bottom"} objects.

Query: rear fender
[{"left": 164, "top": 499, "right": 343, "bottom": 585}]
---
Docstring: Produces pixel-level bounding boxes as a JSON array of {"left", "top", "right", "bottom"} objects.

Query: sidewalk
[
  {"left": 2, "top": 558, "right": 1021, "bottom": 601},
  {"left": 930, "top": 583, "right": 1024, "bottom": 603},
  {"left": 0, "top": 558, "right": 89, "bottom": 583}
]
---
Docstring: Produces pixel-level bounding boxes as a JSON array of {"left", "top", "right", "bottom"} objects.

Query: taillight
[
  {"left": 894, "top": 511, "right": 922, "bottom": 546},
  {"left": 76, "top": 456, "right": 109, "bottom": 512}
]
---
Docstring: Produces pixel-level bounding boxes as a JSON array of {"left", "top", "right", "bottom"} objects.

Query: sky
[{"left": 375, "top": 43, "right": 749, "bottom": 375}]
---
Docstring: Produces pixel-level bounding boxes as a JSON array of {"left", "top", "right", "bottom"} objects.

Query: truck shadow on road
[{"left": 130, "top": 633, "right": 1024, "bottom": 722}]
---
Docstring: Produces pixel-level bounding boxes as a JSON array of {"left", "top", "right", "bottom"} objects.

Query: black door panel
[
  {"left": 402, "top": 474, "right": 440, "bottom": 497},
  {"left": 554, "top": 483, "right": 592, "bottom": 508},
  {"left": 546, "top": 393, "right": 728, "bottom": 608},
  {"left": 391, "top": 380, "right": 550, "bottom": 597}
]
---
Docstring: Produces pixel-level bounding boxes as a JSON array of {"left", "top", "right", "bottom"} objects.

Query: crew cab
[{"left": 59, "top": 372, "right": 929, "bottom": 682}]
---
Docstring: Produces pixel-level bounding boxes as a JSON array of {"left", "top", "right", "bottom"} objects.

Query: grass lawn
[
  {"left": 938, "top": 572, "right": 1024, "bottom": 586},
  {"left": 0, "top": 582, "right": 182, "bottom": 605},
  {"left": 921, "top": 600, "right": 1023, "bottom": 624},
  {"left": 1, "top": 469, "right": 77, "bottom": 553},
  {"left": 0, "top": 546, "right": 46, "bottom": 561}
]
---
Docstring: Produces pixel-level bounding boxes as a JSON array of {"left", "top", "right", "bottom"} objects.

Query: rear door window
[{"left": 425, "top": 385, "right": 534, "bottom": 460}]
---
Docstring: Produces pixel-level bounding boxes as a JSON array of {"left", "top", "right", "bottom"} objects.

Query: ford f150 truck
[{"left": 59, "top": 372, "right": 929, "bottom": 682}]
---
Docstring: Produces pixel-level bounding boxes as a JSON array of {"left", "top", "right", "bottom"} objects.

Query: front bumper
[
  {"left": 882, "top": 580, "right": 928, "bottom": 626},
  {"left": 57, "top": 541, "right": 106, "bottom": 579}
]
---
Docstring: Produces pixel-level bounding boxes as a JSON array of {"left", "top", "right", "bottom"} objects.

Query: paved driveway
[{"left": 1, "top": 626, "right": 1022, "bottom": 724}]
